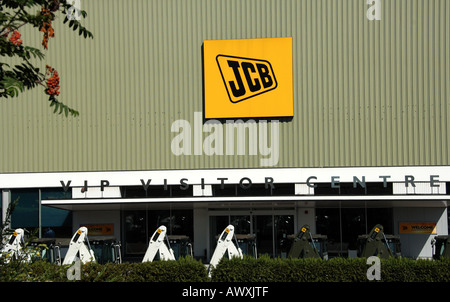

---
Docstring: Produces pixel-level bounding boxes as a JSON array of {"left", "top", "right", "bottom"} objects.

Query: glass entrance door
[
  {"left": 209, "top": 215, "right": 251, "bottom": 257},
  {"left": 209, "top": 212, "right": 294, "bottom": 259},
  {"left": 253, "top": 215, "right": 294, "bottom": 258},
  {"left": 253, "top": 215, "right": 272, "bottom": 257},
  {"left": 274, "top": 215, "right": 295, "bottom": 258}
]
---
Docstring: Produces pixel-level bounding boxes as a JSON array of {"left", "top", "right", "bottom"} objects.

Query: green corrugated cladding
[{"left": 0, "top": 0, "right": 449, "bottom": 173}]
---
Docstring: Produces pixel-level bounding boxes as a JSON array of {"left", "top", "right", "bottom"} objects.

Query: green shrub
[
  {"left": 380, "top": 258, "right": 450, "bottom": 282},
  {"left": 0, "top": 257, "right": 208, "bottom": 282},
  {"left": 1, "top": 257, "right": 449, "bottom": 282},
  {"left": 80, "top": 257, "right": 209, "bottom": 282},
  {"left": 210, "top": 256, "right": 450, "bottom": 282},
  {"left": 0, "top": 260, "right": 67, "bottom": 282}
]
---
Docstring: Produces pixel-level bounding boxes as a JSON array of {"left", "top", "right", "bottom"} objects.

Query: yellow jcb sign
[{"left": 204, "top": 37, "right": 293, "bottom": 119}]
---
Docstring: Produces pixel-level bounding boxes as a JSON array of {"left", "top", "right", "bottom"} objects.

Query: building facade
[{"left": 1, "top": 0, "right": 449, "bottom": 260}]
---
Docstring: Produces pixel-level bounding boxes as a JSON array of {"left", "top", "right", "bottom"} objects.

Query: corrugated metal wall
[{"left": 0, "top": 0, "right": 449, "bottom": 173}]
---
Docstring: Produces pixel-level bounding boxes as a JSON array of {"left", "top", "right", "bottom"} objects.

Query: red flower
[
  {"left": 5, "top": 30, "right": 23, "bottom": 46},
  {"left": 45, "top": 65, "right": 60, "bottom": 97}
]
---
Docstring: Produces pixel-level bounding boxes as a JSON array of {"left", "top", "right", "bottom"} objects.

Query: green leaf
[
  {"left": 1, "top": 76, "right": 25, "bottom": 98},
  {"left": 48, "top": 98, "right": 79, "bottom": 118},
  {"left": 23, "top": 46, "right": 45, "bottom": 60}
]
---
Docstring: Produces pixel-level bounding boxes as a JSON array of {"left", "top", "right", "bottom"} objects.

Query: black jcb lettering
[
  {"left": 256, "top": 63, "right": 273, "bottom": 88},
  {"left": 227, "top": 60, "right": 246, "bottom": 98},
  {"left": 229, "top": 61, "right": 272, "bottom": 95},
  {"left": 217, "top": 55, "right": 277, "bottom": 103},
  {"left": 242, "top": 61, "right": 261, "bottom": 92}
]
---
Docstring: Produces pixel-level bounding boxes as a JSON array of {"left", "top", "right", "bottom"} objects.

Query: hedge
[
  {"left": 0, "top": 257, "right": 209, "bottom": 282},
  {"left": 210, "top": 256, "right": 450, "bottom": 282},
  {"left": 0, "top": 256, "right": 449, "bottom": 282}
]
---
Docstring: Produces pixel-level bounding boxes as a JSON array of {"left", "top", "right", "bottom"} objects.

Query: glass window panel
[
  {"left": 148, "top": 209, "right": 170, "bottom": 231},
  {"left": 11, "top": 189, "right": 39, "bottom": 229},
  {"left": 230, "top": 215, "right": 250, "bottom": 234},
  {"left": 41, "top": 207, "right": 70, "bottom": 227},
  {"left": 341, "top": 208, "right": 366, "bottom": 251},
  {"left": 124, "top": 211, "right": 147, "bottom": 255},
  {"left": 40, "top": 189, "right": 72, "bottom": 230},
  {"left": 209, "top": 216, "right": 229, "bottom": 256},
  {"left": 40, "top": 188, "right": 71, "bottom": 200},
  {"left": 148, "top": 209, "right": 193, "bottom": 238},
  {"left": 170, "top": 209, "right": 193, "bottom": 238},
  {"left": 367, "top": 208, "right": 393, "bottom": 234},
  {"left": 254, "top": 215, "right": 273, "bottom": 257},
  {"left": 316, "top": 207, "right": 394, "bottom": 258},
  {"left": 316, "top": 208, "right": 340, "bottom": 257},
  {"left": 274, "top": 215, "right": 294, "bottom": 258}
]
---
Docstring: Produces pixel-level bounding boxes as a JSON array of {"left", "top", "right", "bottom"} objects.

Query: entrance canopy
[{"left": 40, "top": 195, "right": 448, "bottom": 212}]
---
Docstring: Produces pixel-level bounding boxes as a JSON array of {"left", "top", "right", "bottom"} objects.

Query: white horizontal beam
[{"left": 2, "top": 166, "right": 450, "bottom": 189}]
